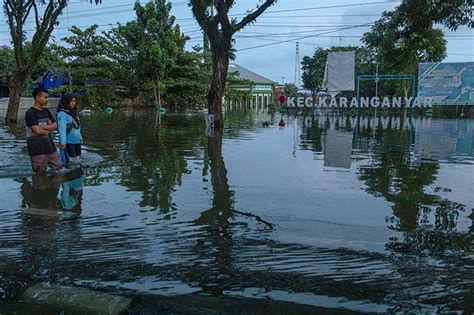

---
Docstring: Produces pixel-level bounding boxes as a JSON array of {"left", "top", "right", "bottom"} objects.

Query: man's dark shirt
[{"left": 25, "top": 107, "right": 56, "bottom": 156}]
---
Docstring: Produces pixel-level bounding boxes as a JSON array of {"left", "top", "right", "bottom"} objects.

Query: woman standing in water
[{"left": 57, "top": 92, "right": 83, "bottom": 165}]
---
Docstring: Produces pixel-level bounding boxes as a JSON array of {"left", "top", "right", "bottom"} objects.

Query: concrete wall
[{"left": 0, "top": 97, "right": 60, "bottom": 118}]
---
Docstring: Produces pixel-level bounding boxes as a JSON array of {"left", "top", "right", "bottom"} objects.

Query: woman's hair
[{"left": 61, "top": 92, "right": 76, "bottom": 107}]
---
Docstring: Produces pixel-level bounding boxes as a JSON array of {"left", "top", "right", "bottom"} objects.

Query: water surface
[{"left": 0, "top": 109, "right": 473, "bottom": 313}]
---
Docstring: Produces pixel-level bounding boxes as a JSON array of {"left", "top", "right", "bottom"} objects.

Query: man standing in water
[{"left": 25, "top": 87, "right": 62, "bottom": 173}]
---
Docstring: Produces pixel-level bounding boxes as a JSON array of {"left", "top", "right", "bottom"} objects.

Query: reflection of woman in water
[{"left": 60, "top": 169, "right": 83, "bottom": 213}]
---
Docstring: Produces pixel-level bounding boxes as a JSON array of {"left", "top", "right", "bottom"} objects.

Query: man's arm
[
  {"left": 42, "top": 121, "right": 57, "bottom": 131},
  {"left": 31, "top": 125, "right": 50, "bottom": 136},
  {"left": 26, "top": 110, "right": 50, "bottom": 136},
  {"left": 43, "top": 109, "right": 58, "bottom": 131}
]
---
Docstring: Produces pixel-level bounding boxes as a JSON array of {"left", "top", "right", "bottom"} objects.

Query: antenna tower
[{"left": 294, "top": 42, "right": 301, "bottom": 87}]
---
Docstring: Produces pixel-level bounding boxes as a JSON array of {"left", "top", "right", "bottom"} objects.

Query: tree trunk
[
  {"left": 153, "top": 81, "right": 159, "bottom": 108},
  {"left": 5, "top": 76, "right": 23, "bottom": 124},
  {"left": 158, "top": 80, "right": 162, "bottom": 108},
  {"left": 208, "top": 50, "right": 230, "bottom": 130}
]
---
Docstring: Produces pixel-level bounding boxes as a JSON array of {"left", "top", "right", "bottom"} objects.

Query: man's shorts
[{"left": 30, "top": 152, "right": 62, "bottom": 173}]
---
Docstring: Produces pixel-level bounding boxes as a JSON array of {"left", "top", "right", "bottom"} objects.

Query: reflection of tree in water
[
  {"left": 299, "top": 115, "right": 324, "bottom": 153},
  {"left": 83, "top": 112, "right": 207, "bottom": 213},
  {"left": 81, "top": 110, "right": 269, "bottom": 214},
  {"left": 358, "top": 119, "right": 472, "bottom": 255},
  {"left": 193, "top": 131, "right": 272, "bottom": 295},
  {"left": 223, "top": 111, "right": 261, "bottom": 138}
]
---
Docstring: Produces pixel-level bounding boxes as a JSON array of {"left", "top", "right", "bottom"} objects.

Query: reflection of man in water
[
  {"left": 21, "top": 173, "right": 62, "bottom": 210},
  {"left": 19, "top": 170, "right": 84, "bottom": 276},
  {"left": 20, "top": 168, "right": 83, "bottom": 214}
]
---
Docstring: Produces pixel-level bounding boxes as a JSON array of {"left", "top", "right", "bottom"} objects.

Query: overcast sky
[{"left": 1, "top": 0, "right": 473, "bottom": 83}]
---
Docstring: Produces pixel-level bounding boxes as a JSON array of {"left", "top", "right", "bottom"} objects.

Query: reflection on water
[
  {"left": 21, "top": 169, "right": 83, "bottom": 214},
  {"left": 0, "top": 110, "right": 473, "bottom": 313}
]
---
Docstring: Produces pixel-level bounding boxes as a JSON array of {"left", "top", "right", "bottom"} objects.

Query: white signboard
[{"left": 323, "top": 51, "right": 356, "bottom": 95}]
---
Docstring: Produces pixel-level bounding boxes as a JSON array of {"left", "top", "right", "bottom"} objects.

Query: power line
[
  {"left": 234, "top": 32, "right": 474, "bottom": 39},
  {"left": 231, "top": 0, "right": 400, "bottom": 16},
  {"left": 1, "top": 1, "right": 398, "bottom": 24},
  {"left": 0, "top": 2, "right": 188, "bottom": 24},
  {"left": 232, "top": 24, "right": 375, "bottom": 28},
  {"left": 250, "top": 14, "right": 384, "bottom": 18},
  {"left": 237, "top": 23, "right": 375, "bottom": 51}
]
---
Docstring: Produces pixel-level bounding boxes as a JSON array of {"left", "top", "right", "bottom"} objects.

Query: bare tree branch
[
  {"left": 4, "top": 1, "right": 25, "bottom": 69},
  {"left": 190, "top": 0, "right": 213, "bottom": 37},
  {"left": 234, "top": 209, "right": 274, "bottom": 230},
  {"left": 32, "top": 1, "right": 40, "bottom": 29},
  {"left": 233, "top": 0, "right": 276, "bottom": 34},
  {"left": 29, "top": 0, "right": 68, "bottom": 69},
  {"left": 22, "top": 1, "right": 35, "bottom": 25},
  {"left": 214, "top": 0, "right": 232, "bottom": 36},
  {"left": 225, "top": 0, "right": 235, "bottom": 9}
]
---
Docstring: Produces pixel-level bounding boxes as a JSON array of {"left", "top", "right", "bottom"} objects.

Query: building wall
[
  {"left": 226, "top": 83, "right": 274, "bottom": 108},
  {"left": 0, "top": 97, "right": 60, "bottom": 117}
]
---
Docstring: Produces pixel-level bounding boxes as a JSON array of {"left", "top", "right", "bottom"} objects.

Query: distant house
[
  {"left": 227, "top": 63, "right": 276, "bottom": 108},
  {"left": 70, "top": 56, "right": 114, "bottom": 86},
  {"left": 33, "top": 68, "right": 70, "bottom": 90}
]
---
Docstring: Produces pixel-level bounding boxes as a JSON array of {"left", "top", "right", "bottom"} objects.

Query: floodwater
[{"left": 0, "top": 109, "right": 473, "bottom": 313}]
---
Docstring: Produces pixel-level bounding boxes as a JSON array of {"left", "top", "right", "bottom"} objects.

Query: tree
[
  {"left": 400, "top": 0, "right": 473, "bottom": 31},
  {"left": 3, "top": 0, "right": 102, "bottom": 123},
  {"left": 362, "top": 0, "right": 472, "bottom": 75},
  {"left": 0, "top": 44, "right": 62, "bottom": 91},
  {"left": 29, "top": 44, "right": 63, "bottom": 81},
  {"left": 102, "top": 26, "right": 142, "bottom": 105},
  {"left": 0, "top": 46, "right": 15, "bottom": 85},
  {"left": 55, "top": 25, "right": 107, "bottom": 60},
  {"left": 52, "top": 25, "right": 119, "bottom": 109},
  {"left": 0, "top": 42, "right": 63, "bottom": 83},
  {"left": 101, "top": 1, "right": 208, "bottom": 109},
  {"left": 301, "top": 48, "right": 326, "bottom": 97},
  {"left": 283, "top": 83, "right": 298, "bottom": 97},
  {"left": 54, "top": 25, "right": 111, "bottom": 86},
  {"left": 164, "top": 47, "right": 209, "bottom": 109},
  {"left": 190, "top": 0, "right": 277, "bottom": 129},
  {"left": 363, "top": 10, "right": 447, "bottom": 74},
  {"left": 223, "top": 70, "right": 251, "bottom": 105},
  {"left": 118, "top": 0, "right": 187, "bottom": 108}
]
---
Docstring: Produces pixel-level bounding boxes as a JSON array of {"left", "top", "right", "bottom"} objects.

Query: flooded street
[{"left": 0, "top": 110, "right": 473, "bottom": 313}]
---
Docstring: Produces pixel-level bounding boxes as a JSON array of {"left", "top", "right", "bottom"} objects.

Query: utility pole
[{"left": 294, "top": 42, "right": 301, "bottom": 88}]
